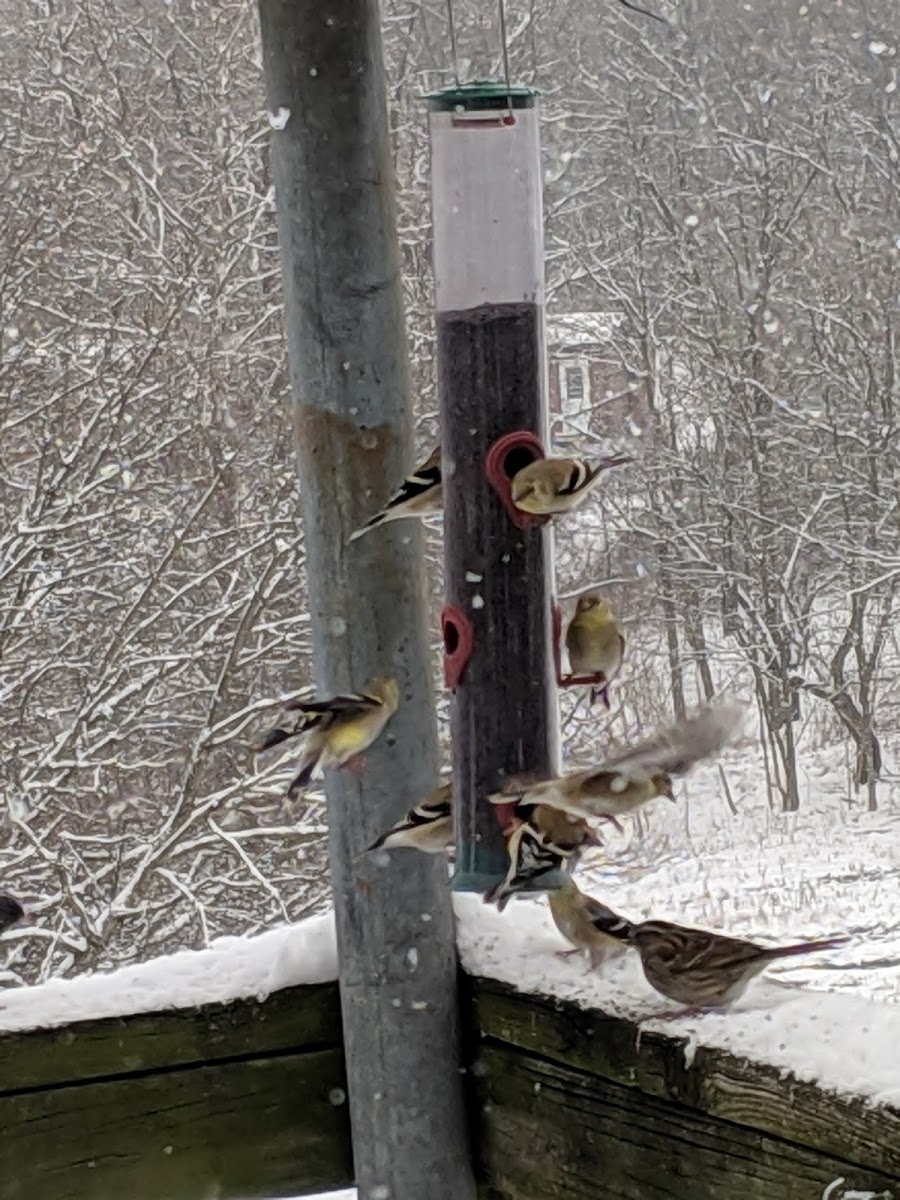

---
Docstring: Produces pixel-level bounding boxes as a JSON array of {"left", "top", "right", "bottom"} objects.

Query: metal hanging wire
[
  {"left": 496, "top": 0, "right": 514, "bottom": 118},
  {"left": 445, "top": 0, "right": 461, "bottom": 87}
]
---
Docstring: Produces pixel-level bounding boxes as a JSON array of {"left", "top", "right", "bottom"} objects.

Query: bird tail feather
[
  {"left": 348, "top": 512, "right": 387, "bottom": 542},
  {"left": 287, "top": 752, "right": 319, "bottom": 798},
  {"left": 768, "top": 935, "right": 850, "bottom": 959},
  {"left": 256, "top": 726, "right": 295, "bottom": 752}
]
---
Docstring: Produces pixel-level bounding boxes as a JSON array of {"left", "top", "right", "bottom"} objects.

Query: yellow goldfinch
[
  {"left": 564, "top": 592, "right": 625, "bottom": 708},
  {"left": 616, "top": 918, "right": 850, "bottom": 1012},
  {"left": 547, "top": 876, "right": 631, "bottom": 970},
  {"left": 483, "top": 822, "right": 567, "bottom": 912},
  {"left": 256, "top": 675, "right": 400, "bottom": 798},
  {"left": 367, "top": 781, "right": 453, "bottom": 853},
  {"left": 348, "top": 445, "right": 442, "bottom": 541},
  {"left": 510, "top": 453, "right": 632, "bottom": 516},
  {"left": 491, "top": 699, "right": 746, "bottom": 826}
]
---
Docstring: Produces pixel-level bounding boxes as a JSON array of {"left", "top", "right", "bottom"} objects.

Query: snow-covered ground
[
  {"left": 573, "top": 737, "right": 900, "bottom": 1007},
  {"left": 455, "top": 892, "right": 900, "bottom": 1108},
  {"left": 1, "top": 738, "right": 897, "bottom": 1109}
]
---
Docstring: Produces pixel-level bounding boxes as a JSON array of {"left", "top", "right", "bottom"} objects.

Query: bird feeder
[{"left": 427, "top": 81, "right": 562, "bottom": 893}]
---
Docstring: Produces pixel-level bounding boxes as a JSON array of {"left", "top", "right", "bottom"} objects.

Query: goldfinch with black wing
[
  {"left": 256, "top": 674, "right": 400, "bottom": 798},
  {"left": 492, "top": 699, "right": 746, "bottom": 825},
  {"left": 349, "top": 445, "right": 442, "bottom": 541},
  {"left": 367, "top": 781, "right": 453, "bottom": 853},
  {"left": 483, "top": 806, "right": 602, "bottom": 913},
  {"left": 548, "top": 876, "right": 631, "bottom": 970},
  {"left": 483, "top": 821, "right": 567, "bottom": 913},
  {"left": 510, "top": 453, "right": 632, "bottom": 517}
]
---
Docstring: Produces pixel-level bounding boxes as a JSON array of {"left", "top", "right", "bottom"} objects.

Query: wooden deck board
[
  {"left": 468, "top": 977, "right": 900, "bottom": 1180},
  {"left": 1, "top": 973, "right": 897, "bottom": 1200}
]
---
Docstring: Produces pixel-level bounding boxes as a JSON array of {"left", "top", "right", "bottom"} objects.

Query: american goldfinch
[
  {"left": 348, "top": 445, "right": 442, "bottom": 541},
  {"left": 564, "top": 593, "right": 625, "bottom": 708},
  {"left": 483, "top": 806, "right": 602, "bottom": 912},
  {"left": 527, "top": 803, "right": 604, "bottom": 856},
  {"left": 256, "top": 675, "right": 400, "bottom": 798},
  {"left": 613, "top": 918, "right": 851, "bottom": 1011},
  {"left": 0, "top": 894, "right": 24, "bottom": 934},
  {"left": 491, "top": 700, "right": 746, "bottom": 825},
  {"left": 510, "top": 453, "right": 632, "bottom": 516},
  {"left": 367, "top": 782, "right": 452, "bottom": 853},
  {"left": 547, "top": 877, "right": 631, "bottom": 970},
  {"left": 483, "top": 822, "right": 567, "bottom": 913}
]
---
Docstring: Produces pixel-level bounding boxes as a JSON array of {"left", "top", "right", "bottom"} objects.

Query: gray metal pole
[{"left": 256, "top": 4, "right": 475, "bottom": 1198}]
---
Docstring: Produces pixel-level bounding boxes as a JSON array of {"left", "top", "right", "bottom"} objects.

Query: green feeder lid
[{"left": 425, "top": 80, "right": 539, "bottom": 112}]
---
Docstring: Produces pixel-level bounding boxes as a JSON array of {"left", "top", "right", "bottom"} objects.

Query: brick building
[{"left": 546, "top": 311, "right": 645, "bottom": 438}]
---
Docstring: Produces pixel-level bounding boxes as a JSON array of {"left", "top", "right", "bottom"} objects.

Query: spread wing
[
  {"left": 599, "top": 700, "right": 746, "bottom": 781},
  {"left": 256, "top": 691, "right": 381, "bottom": 751}
]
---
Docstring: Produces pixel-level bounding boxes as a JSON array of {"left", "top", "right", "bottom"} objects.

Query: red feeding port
[
  {"left": 492, "top": 801, "right": 520, "bottom": 833},
  {"left": 441, "top": 605, "right": 475, "bottom": 689},
  {"left": 484, "top": 431, "right": 548, "bottom": 530}
]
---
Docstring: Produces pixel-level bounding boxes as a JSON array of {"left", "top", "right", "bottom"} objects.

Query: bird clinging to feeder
[
  {"left": 491, "top": 699, "right": 746, "bottom": 827},
  {"left": 348, "top": 445, "right": 442, "bottom": 541},
  {"left": 255, "top": 675, "right": 400, "bottom": 798},
  {"left": 590, "top": 913, "right": 851, "bottom": 1014},
  {"left": 483, "top": 803, "right": 603, "bottom": 912},
  {"left": 564, "top": 592, "right": 625, "bottom": 708},
  {"left": 509, "top": 453, "right": 632, "bottom": 517}
]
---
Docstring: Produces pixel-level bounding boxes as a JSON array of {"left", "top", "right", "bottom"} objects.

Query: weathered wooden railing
[{"left": 2, "top": 975, "right": 898, "bottom": 1200}]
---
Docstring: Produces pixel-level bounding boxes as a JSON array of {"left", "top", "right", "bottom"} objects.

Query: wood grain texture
[
  {"left": 471, "top": 1043, "right": 898, "bottom": 1200},
  {"left": 0, "top": 1047, "right": 352, "bottom": 1200},
  {"left": 0, "top": 983, "right": 342, "bottom": 1094},
  {"left": 1, "top": 977, "right": 897, "bottom": 1200},
  {"left": 469, "top": 977, "right": 900, "bottom": 1180}
]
